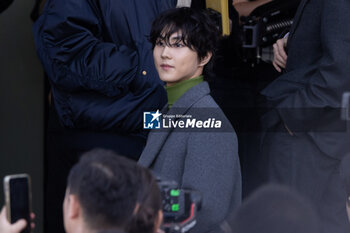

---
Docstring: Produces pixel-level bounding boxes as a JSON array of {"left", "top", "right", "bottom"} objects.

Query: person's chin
[{"left": 160, "top": 76, "right": 175, "bottom": 83}]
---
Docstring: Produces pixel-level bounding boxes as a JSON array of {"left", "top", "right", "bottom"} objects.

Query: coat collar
[
  {"left": 138, "top": 82, "right": 210, "bottom": 167},
  {"left": 167, "top": 81, "right": 210, "bottom": 114},
  {"left": 286, "top": 0, "right": 309, "bottom": 50}
]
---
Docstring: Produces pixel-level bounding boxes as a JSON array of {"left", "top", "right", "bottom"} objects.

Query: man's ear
[
  {"left": 154, "top": 210, "right": 163, "bottom": 233},
  {"left": 199, "top": 52, "right": 213, "bottom": 67},
  {"left": 67, "top": 194, "right": 81, "bottom": 219}
]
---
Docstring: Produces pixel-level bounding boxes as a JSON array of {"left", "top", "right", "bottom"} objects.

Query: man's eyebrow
[{"left": 169, "top": 35, "right": 183, "bottom": 41}]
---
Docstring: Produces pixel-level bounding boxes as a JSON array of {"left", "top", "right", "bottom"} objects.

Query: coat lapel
[
  {"left": 138, "top": 105, "right": 173, "bottom": 167},
  {"left": 286, "top": 0, "right": 309, "bottom": 50},
  {"left": 138, "top": 82, "right": 210, "bottom": 168}
]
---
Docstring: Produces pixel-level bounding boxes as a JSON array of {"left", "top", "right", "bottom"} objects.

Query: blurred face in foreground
[{"left": 346, "top": 198, "right": 350, "bottom": 223}]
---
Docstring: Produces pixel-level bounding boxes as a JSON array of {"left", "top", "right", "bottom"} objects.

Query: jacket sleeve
[
  {"left": 33, "top": 0, "right": 139, "bottom": 97},
  {"left": 277, "top": 0, "right": 350, "bottom": 132},
  {"left": 181, "top": 132, "right": 242, "bottom": 233}
]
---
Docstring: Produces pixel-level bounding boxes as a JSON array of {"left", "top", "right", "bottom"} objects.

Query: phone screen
[{"left": 9, "top": 177, "right": 31, "bottom": 233}]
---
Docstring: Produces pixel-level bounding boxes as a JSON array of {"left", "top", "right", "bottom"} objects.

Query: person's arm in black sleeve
[
  {"left": 278, "top": 0, "right": 350, "bottom": 133},
  {"left": 33, "top": 0, "right": 139, "bottom": 97}
]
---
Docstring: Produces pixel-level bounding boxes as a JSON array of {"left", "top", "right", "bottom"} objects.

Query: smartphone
[{"left": 3, "top": 174, "right": 32, "bottom": 233}]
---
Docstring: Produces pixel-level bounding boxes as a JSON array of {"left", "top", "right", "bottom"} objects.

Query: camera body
[
  {"left": 157, "top": 179, "right": 202, "bottom": 233},
  {"left": 241, "top": 0, "right": 300, "bottom": 64}
]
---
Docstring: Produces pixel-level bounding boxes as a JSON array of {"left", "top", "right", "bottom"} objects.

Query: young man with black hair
[{"left": 138, "top": 7, "right": 242, "bottom": 233}]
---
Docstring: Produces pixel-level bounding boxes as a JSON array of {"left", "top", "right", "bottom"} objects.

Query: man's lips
[{"left": 160, "top": 64, "right": 174, "bottom": 70}]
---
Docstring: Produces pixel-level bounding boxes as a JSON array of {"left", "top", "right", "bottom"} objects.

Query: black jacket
[{"left": 33, "top": 0, "right": 177, "bottom": 132}]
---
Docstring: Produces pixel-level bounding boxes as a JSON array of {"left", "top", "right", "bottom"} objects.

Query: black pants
[{"left": 44, "top": 107, "right": 146, "bottom": 233}]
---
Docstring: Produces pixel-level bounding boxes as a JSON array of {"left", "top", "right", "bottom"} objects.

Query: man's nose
[{"left": 161, "top": 46, "right": 172, "bottom": 59}]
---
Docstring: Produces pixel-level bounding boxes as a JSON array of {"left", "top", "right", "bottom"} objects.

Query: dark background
[{"left": 0, "top": 0, "right": 44, "bottom": 232}]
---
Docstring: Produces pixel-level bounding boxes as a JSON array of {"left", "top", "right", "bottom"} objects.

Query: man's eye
[
  {"left": 173, "top": 42, "right": 184, "bottom": 48},
  {"left": 156, "top": 41, "right": 164, "bottom": 47}
]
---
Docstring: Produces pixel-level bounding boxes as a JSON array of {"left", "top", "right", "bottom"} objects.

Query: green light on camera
[
  {"left": 172, "top": 204, "right": 180, "bottom": 212},
  {"left": 170, "top": 189, "right": 180, "bottom": 197}
]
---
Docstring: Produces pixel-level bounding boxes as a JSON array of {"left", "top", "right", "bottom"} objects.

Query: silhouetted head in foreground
[
  {"left": 63, "top": 148, "right": 162, "bottom": 233},
  {"left": 230, "top": 184, "right": 320, "bottom": 233}
]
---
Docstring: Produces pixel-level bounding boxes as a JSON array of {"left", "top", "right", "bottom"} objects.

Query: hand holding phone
[
  {"left": 0, "top": 206, "right": 28, "bottom": 233},
  {"left": 3, "top": 174, "right": 32, "bottom": 233}
]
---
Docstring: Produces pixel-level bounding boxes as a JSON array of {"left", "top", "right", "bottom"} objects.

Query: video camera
[
  {"left": 157, "top": 179, "right": 202, "bottom": 233},
  {"left": 241, "top": 0, "right": 300, "bottom": 64}
]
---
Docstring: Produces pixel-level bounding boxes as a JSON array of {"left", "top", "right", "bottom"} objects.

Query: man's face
[
  {"left": 63, "top": 189, "right": 71, "bottom": 233},
  {"left": 153, "top": 32, "right": 204, "bottom": 87}
]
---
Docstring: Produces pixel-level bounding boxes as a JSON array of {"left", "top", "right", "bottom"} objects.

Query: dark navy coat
[{"left": 33, "top": 0, "right": 177, "bottom": 132}]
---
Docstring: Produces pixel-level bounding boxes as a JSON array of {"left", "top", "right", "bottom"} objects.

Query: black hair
[
  {"left": 127, "top": 168, "right": 162, "bottom": 233},
  {"left": 149, "top": 7, "right": 220, "bottom": 77},
  {"left": 67, "top": 149, "right": 161, "bottom": 233},
  {"left": 229, "top": 184, "right": 320, "bottom": 233}
]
